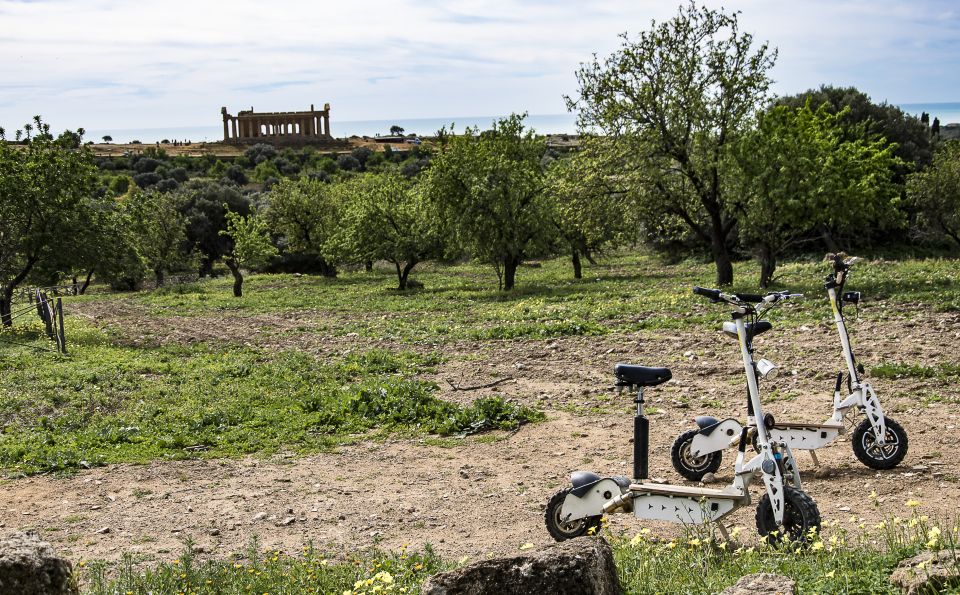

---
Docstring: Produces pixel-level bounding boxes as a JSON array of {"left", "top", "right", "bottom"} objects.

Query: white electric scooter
[
  {"left": 544, "top": 288, "right": 821, "bottom": 543},
  {"left": 671, "top": 255, "right": 908, "bottom": 483}
]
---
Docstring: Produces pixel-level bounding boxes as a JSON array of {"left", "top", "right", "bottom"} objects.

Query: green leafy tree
[
  {"left": 734, "top": 103, "right": 902, "bottom": 287},
  {"left": 545, "top": 142, "right": 629, "bottom": 279},
  {"left": 424, "top": 114, "right": 553, "bottom": 290},
  {"left": 220, "top": 209, "right": 278, "bottom": 297},
  {"left": 331, "top": 173, "right": 445, "bottom": 289},
  {"left": 263, "top": 178, "right": 340, "bottom": 277},
  {"left": 908, "top": 141, "right": 960, "bottom": 249},
  {"left": 126, "top": 190, "right": 191, "bottom": 287},
  {"left": 390, "top": 125, "right": 405, "bottom": 136},
  {"left": 102, "top": 135, "right": 112, "bottom": 143},
  {"left": 176, "top": 180, "right": 250, "bottom": 276},
  {"left": 569, "top": 1, "right": 776, "bottom": 285},
  {"left": 0, "top": 118, "right": 99, "bottom": 325}
]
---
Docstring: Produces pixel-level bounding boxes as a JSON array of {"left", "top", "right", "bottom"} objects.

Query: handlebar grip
[
  {"left": 735, "top": 293, "right": 765, "bottom": 303},
  {"left": 692, "top": 286, "right": 722, "bottom": 300}
]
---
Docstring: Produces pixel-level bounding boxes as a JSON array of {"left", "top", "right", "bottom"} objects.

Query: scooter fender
[
  {"left": 560, "top": 478, "right": 629, "bottom": 522},
  {"left": 690, "top": 418, "right": 743, "bottom": 457}
]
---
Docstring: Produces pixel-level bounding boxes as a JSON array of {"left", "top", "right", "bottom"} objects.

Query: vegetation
[
  {"left": 570, "top": 2, "right": 777, "bottom": 285},
  {"left": 82, "top": 503, "right": 958, "bottom": 594},
  {"left": 426, "top": 114, "right": 553, "bottom": 290}
]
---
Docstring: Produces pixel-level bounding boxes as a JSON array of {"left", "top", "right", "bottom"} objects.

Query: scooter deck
[
  {"left": 629, "top": 483, "right": 742, "bottom": 499},
  {"left": 772, "top": 421, "right": 843, "bottom": 430}
]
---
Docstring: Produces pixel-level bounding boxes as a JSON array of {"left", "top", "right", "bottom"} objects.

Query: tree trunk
[
  {"left": 572, "top": 249, "right": 583, "bottom": 279},
  {"left": 198, "top": 258, "right": 214, "bottom": 278},
  {"left": 397, "top": 261, "right": 417, "bottom": 290},
  {"left": 583, "top": 249, "right": 598, "bottom": 265},
  {"left": 819, "top": 225, "right": 841, "bottom": 254},
  {"left": 79, "top": 269, "right": 94, "bottom": 295},
  {"left": 758, "top": 243, "right": 776, "bottom": 289},
  {"left": 502, "top": 255, "right": 521, "bottom": 291},
  {"left": 710, "top": 233, "right": 734, "bottom": 286},
  {"left": 155, "top": 269, "right": 164, "bottom": 287},
  {"left": 365, "top": 261, "right": 373, "bottom": 272},
  {"left": 0, "top": 289, "right": 12, "bottom": 328},
  {"left": 71, "top": 276, "right": 79, "bottom": 295},
  {"left": 225, "top": 258, "right": 243, "bottom": 297},
  {"left": 318, "top": 258, "right": 337, "bottom": 278}
]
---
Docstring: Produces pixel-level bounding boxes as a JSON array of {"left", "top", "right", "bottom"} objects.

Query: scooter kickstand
[
  {"left": 809, "top": 450, "right": 821, "bottom": 468},
  {"left": 715, "top": 523, "right": 731, "bottom": 542}
]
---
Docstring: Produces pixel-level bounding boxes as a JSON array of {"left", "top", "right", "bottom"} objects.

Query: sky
[{"left": 1, "top": 0, "right": 959, "bottom": 132}]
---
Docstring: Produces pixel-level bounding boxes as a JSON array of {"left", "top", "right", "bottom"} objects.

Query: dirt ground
[{"left": 4, "top": 303, "right": 960, "bottom": 566}]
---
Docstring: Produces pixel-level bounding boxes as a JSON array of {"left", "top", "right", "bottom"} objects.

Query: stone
[
  {"left": 421, "top": 536, "right": 621, "bottom": 595},
  {"left": 814, "top": 466, "right": 832, "bottom": 479},
  {"left": 700, "top": 472, "right": 718, "bottom": 484},
  {"left": 890, "top": 550, "right": 960, "bottom": 594},
  {"left": 720, "top": 573, "right": 795, "bottom": 595},
  {"left": 0, "top": 531, "right": 78, "bottom": 595}
]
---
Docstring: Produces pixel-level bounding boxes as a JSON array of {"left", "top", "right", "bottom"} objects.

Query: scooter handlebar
[{"left": 692, "top": 286, "right": 722, "bottom": 301}]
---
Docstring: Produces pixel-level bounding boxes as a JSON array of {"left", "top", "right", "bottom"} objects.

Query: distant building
[{"left": 220, "top": 104, "right": 332, "bottom": 143}]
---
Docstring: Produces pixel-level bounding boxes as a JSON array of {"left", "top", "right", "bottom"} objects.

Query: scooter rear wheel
[
  {"left": 852, "top": 417, "right": 908, "bottom": 470},
  {"left": 755, "top": 485, "right": 821, "bottom": 544},
  {"left": 544, "top": 488, "right": 602, "bottom": 542},
  {"left": 671, "top": 429, "right": 722, "bottom": 481}
]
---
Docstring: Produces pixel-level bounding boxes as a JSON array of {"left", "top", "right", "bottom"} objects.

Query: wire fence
[{"left": 0, "top": 287, "right": 67, "bottom": 354}]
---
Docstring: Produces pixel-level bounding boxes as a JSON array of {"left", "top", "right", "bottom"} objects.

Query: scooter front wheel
[
  {"left": 852, "top": 417, "right": 908, "bottom": 470},
  {"left": 671, "top": 429, "right": 722, "bottom": 481},
  {"left": 755, "top": 485, "right": 821, "bottom": 544},
  {"left": 544, "top": 488, "right": 602, "bottom": 542}
]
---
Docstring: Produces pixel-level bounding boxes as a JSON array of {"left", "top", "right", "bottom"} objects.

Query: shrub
[
  {"left": 337, "top": 154, "right": 361, "bottom": 171},
  {"left": 132, "top": 172, "right": 161, "bottom": 188}
]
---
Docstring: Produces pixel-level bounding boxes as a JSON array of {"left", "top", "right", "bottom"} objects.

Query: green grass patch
[
  {"left": 66, "top": 251, "right": 960, "bottom": 343},
  {"left": 0, "top": 336, "right": 542, "bottom": 475},
  {"left": 81, "top": 509, "right": 960, "bottom": 594},
  {"left": 872, "top": 361, "right": 960, "bottom": 379}
]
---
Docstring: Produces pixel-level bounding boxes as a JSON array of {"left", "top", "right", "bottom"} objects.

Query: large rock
[
  {"left": 421, "top": 537, "right": 622, "bottom": 595},
  {"left": 890, "top": 550, "right": 960, "bottom": 594},
  {"left": 720, "top": 573, "right": 795, "bottom": 595},
  {"left": 0, "top": 531, "right": 78, "bottom": 595}
]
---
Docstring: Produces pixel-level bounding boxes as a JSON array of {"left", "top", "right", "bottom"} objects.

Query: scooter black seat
[
  {"left": 721, "top": 320, "right": 772, "bottom": 340},
  {"left": 614, "top": 364, "right": 672, "bottom": 387}
]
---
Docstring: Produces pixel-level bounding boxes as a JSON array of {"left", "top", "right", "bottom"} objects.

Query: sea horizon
[{"left": 78, "top": 102, "right": 960, "bottom": 145}]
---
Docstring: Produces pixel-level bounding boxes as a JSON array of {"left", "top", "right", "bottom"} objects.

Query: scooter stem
[{"left": 634, "top": 387, "right": 649, "bottom": 480}]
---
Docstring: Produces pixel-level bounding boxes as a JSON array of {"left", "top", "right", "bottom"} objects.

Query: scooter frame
[
  {"left": 546, "top": 290, "right": 820, "bottom": 542},
  {"left": 676, "top": 256, "right": 907, "bottom": 484}
]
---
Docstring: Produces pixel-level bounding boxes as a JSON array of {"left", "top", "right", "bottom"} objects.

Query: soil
[{"left": 4, "top": 301, "right": 960, "bottom": 567}]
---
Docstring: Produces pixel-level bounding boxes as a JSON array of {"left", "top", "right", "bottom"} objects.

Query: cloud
[{"left": 0, "top": 0, "right": 958, "bottom": 130}]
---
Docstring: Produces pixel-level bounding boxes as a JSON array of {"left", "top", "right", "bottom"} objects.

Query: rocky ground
[{"left": 3, "top": 305, "right": 959, "bottom": 567}]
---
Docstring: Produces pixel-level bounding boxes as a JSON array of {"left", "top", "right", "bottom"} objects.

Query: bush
[
  {"left": 133, "top": 158, "right": 162, "bottom": 173},
  {"left": 224, "top": 164, "right": 248, "bottom": 185},
  {"left": 337, "top": 154, "right": 361, "bottom": 171},
  {"left": 155, "top": 178, "right": 180, "bottom": 193},
  {"left": 132, "top": 172, "right": 161, "bottom": 188},
  {"left": 108, "top": 176, "right": 131, "bottom": 195},
  {"left": 351, "top": 146, "right": 373, "bottom": 167},
  {"left": 244, "top": 143, "right": 277, "bottom": 165},
  {"left": 169, "top": 167, "right": 189, "bottom": 183}
]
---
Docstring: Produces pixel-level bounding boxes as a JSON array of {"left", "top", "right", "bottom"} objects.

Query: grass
[
  {"left": 872, "top": 361, "right": 960, "bottom": 380},
  {"left": 64, "top": 251, "right": 960, "bottom": 343},
  {"left": 81, "top": 506, "right": 960, "bottom": 594},
  {"left": 0, "top": 333, "right": 542, "bottom": 475}
]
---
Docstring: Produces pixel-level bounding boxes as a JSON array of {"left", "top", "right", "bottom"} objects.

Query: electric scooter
[
  {"left": 544, "top": 288, "right": 821, "bottom": 543},
  {"left": 671, "top": 255, "right": 908, "bottom": 483}
]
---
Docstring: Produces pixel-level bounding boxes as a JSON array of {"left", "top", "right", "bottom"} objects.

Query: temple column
[
  {"left": 223, "top": 117, "right": 229, "bottom": 140},
  {"left": 323, "top": 113, "right": 331, "bottom": 138}
]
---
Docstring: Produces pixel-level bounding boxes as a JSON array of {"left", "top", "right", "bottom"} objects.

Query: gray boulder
[
  {"left": 0, "top": 531, "right": 78, "bottom": 595},
  {"left": 890, "top": 550, "right": 960, "bottom": 594},
  {"left": 720, "top": 572, "right": 796, "bottom": 595},
  {"left": 421, "top": 537, "right": 622, "bottom": 595}
]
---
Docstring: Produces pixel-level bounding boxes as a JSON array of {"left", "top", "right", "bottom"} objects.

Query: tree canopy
[{"left": 570, "top": 1, "right": 777, "bottom": 285}]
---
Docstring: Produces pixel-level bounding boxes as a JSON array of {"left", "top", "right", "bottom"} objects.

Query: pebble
[
  {"left": 252, "top": 512, "right": 268, "bottom": 522},
  {"left": 701, "top": 472, "right": 718, "bottom": 484}
]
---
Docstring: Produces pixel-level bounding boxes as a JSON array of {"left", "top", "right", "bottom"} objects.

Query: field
[{"left": 1, "top": 251, "right": 959, "bottom": 592}]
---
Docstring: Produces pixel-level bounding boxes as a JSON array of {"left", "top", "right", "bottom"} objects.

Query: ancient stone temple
[{"left": 221, "top": 104, "right": 332, "bottom": 143}]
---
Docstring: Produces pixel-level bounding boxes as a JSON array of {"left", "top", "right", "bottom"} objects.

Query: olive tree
[
  {"left": 126, "top": 189, "right": 191, "bottom": 287},
  {"left": 734, "top": 103, "right": 902, "bottom": 287},
  {"left": 545, "top": 141, "right": 630, "bottom": 279},
  {"left": 569, "top": 2, "right": 776, "bottom": 285},
  {"left": 0, "top": 118, "right": 99, "bottom": 325},
  {"left": 424, "top": 114, "right": 553, "bottom": 290},
  {"left": 331, "top": 173, "right": 445, "bottom": 289},
  {"left": 908, "top": 141, "right": 960, "bottom": 249},
  {"left": 220, "top": 209, "right": 278, "bottom": 297},
  {"left": 262, "top": 178, "right": 340, "bottom": 277}
]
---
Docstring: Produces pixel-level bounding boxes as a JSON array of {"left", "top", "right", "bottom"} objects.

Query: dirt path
[{"left": 6, "top": 302, "right": 959, "bottom": 566}]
